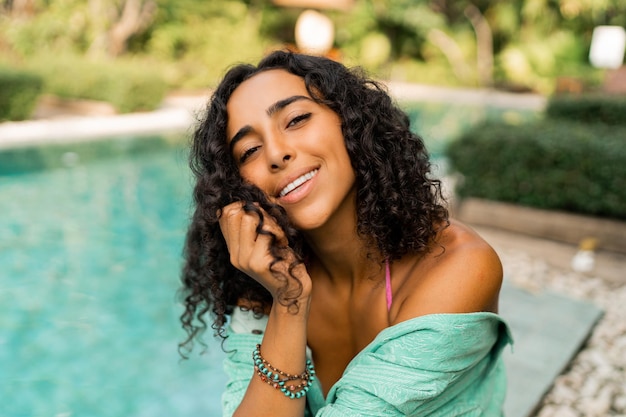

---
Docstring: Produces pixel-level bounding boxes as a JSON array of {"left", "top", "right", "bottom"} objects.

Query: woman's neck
[
  {"left": 304, "top": 226, "right": 382, "bottom": 285},
  {"left": 300, "top": 188, "right": 383, "bottom": 283}
]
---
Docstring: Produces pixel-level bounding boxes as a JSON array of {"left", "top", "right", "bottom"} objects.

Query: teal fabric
[{"left": 221, "top": 312, "right": 513, "bottom": 417}]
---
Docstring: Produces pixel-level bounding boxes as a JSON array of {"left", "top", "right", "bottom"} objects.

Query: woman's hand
[
  {"left": 218, "top": 202, "right": 310, "bottom": 300},
  {"left": 221, "top": 202, "right": 312, "bottom": 417}
]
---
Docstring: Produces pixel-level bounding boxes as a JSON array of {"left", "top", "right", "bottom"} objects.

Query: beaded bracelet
[{"left": 252, "top": 344, "right": 316, "bottom": 399}]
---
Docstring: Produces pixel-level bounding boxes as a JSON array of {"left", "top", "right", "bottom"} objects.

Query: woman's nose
[
  {"left": 270, "top": 154, "right": 291, "bottom": 170},
  {"left": 266, "top": 133, "right": 295, "bottom": 170}
]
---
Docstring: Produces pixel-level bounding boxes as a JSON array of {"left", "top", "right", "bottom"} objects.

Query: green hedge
[
  {"left": 546, "top": 94, "right": 626, "bottom": 126},
  {"left": 0, "top": 68, "right": 43, "bottom": 121},
  {"left": 26, "top": 56, "right": 167, "bottom": 113},
  {"left": 447, "top": 120, "right": 626, "bottom": 220}
]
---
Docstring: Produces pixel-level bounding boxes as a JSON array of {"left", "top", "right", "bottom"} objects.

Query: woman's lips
[
  {"left": 278, "top": 169, "right": 319, "bottom": 197},
  {"left": 275, "top": 168, "right": 319, "bottom": 204}
]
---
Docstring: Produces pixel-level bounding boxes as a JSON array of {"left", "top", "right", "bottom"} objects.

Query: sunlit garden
[
  {"left": 2, "top": 0, "right": 623, "bottom": 118},
  {"left": 1, "top": 1, "right": 626, "bottom": 416}
]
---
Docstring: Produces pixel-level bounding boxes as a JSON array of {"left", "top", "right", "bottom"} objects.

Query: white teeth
[{"left": 279, "top": 169, "right": 318, "bottom": 197}]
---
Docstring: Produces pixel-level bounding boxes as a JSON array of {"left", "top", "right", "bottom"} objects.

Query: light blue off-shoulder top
[{"left": 221, "top": 310, "right": 512, "bottom": 417}]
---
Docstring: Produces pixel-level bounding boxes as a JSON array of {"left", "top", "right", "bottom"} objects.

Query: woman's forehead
[{"left": 228, "top": 70, "right": 308, "bottom": 108}]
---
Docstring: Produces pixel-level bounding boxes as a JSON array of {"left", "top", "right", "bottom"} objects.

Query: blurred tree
[
  {"left": 464, "top": 3, "right": 492, "bottom": 86},
  {"left": 1, "top": 0, "right": 92, "bottom": 56},
  {"left": 2, "top": 0, "right": 35, "bottom": 16},
  {"left": 361, "top": 0, "right": 625, "bottom": 91},
  {"left": 367, "top": 0, "right": 492, "bottom": 85},
  {"left": 144, "top": 0, "right": 273, "bottom": 88},
  {"left": 88, "top": 0, "right": 157, "bottom": 57},
  {"left": 0, "top": 0, "right": 624, "bottom": 92}
]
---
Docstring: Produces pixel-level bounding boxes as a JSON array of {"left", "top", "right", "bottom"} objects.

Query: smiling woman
[
  {"left": 179, "top": 50, "right": 512, "bottom": 417},
  {"left": 226, "top": 69, "right": 354, "bottom": 231}
]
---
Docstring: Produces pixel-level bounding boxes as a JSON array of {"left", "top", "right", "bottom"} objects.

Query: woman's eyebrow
[
  {"left": 266, "top": 95, "right": 312, "bottom": 117},
  {"left": 229, "top": 95, "right": 313, "bottom": 149},
  {"left": 229, "top": 125, "right": 252, "bottom": 152}
]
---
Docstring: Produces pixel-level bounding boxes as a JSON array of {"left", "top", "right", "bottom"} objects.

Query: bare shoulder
[{"left": 391, "top": 220, "right": 503, "bottom": 324}]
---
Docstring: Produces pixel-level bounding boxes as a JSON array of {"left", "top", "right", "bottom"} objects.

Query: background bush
[
  {"left": 546, "top": 94, "right": 626, "bottom": 126},
  {"left": 0, "top": 68, "right": 43, "bottom": 121},
  {"left": 24, "top": 54, "right": 167, "bottom": 113},
  {"left": 447, "top": 120, "right": 626, "bottom": 220}
]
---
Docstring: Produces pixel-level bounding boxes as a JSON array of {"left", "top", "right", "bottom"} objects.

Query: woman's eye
[
  {"left": 287, "top": 113, "right": 311, "bottom": 128},
  {"left": 239, "top": 146, "right": 260, "bottom": 163}
]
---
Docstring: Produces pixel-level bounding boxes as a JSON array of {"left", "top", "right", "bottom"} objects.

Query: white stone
[
  {"left": 536, "top": 404, "right": 580, "bottom": 417},
  {"left": 550, "top": 382, "right": 579, "bottom": 403},
  {"left": 614, "top": 394, "right": 626, "bottom": 412},
  {"left": 578, "top": 385, "right": 614, "bottom": 416}
]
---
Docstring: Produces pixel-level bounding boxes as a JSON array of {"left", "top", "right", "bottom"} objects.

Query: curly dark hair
[{"left": 178, "top": 50, "right": 448, "bottom": 356}]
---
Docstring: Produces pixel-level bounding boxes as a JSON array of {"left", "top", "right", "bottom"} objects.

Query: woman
[{"left": 180, "top": 50, "right": 512, "bottom": 416}]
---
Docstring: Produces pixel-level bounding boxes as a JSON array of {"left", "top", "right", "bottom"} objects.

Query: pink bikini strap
[{"left": 385, "top": 259, "right": 392, "bottom": 311}]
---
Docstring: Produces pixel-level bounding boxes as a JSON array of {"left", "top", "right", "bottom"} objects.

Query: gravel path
[{"left": 499, "top": 248, "right": 626, "bottom": 417}]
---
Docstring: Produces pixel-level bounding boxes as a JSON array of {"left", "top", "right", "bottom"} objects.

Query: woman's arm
[
  {"left": 219, "top": 202, "right": 313, "bottom": 417},
  {"left": 231, "top": 296, "right": 310, "bottom": 416}
]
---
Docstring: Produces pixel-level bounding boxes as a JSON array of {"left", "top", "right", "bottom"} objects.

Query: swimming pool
[
  {"left": 0, "top": 103, "right": 538, "bottom": 416},
  {"left": 0, "top": 135, "right": 227, "bottom": 416}
]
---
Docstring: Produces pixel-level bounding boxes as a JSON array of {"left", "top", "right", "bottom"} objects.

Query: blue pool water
[
  {"left": 0, "top": 103, "right": 538, "bottom": 416},
  {"left": 1, "top": 135, "right": 227, "bottom": 416}
]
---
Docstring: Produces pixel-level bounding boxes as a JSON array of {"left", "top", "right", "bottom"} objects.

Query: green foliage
[
  {"left": 546, "top": 94, "right": 626, "bottom": 126},
  {"left": 1, "top": 0, "right": 90, "bottom": 56},
  {"left": 24, "top": 54, "right": 167, "bottom": 113},
  {"left": 146, "top": 1, "right": 271, "bottom": 89},
  {"left": 333, "top": 2, "right": 384, "bottom": 70},
  {"left": 497, "top": 28, "right": 596, "bottom": 93},
  {"left": 1, "top": 0, "right": 625, "bottom": 109},
  {"left": 258, "top": 5, "right": 300, "bottom": 43},
  {"left": 447, "top": 120, "right": 626, "bottom": 220},
  {"left": 490, "top": 0, "right": 625, "bottom": 93},
  {"left": 0, "top": 67, "right": 43, "bottom": 121}
]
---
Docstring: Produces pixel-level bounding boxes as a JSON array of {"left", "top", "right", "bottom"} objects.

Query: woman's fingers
[
  {"left": 218, "top": 202, "right": 290, "bottom": 279},
  {"left": 257, "top": 216, "right": 289, "bottom": 247},
  {"left": 218, "top": 202, "right": 244, "bottom": 255},
  {"left": 221, "top": 204, "right": 258, "bottom": 267},
  {"left": 218, "top": 202, "right": 312, "bottom": 300}
]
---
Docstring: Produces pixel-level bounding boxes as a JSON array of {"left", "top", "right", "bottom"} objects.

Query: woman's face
[{"left": 225, "top": 69, "right": 356, "bottom": 231}]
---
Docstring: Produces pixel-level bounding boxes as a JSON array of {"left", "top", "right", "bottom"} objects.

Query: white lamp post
[
  {"left": 589, "top": 25, "right": 626, "bottom": 69},
  {"left": 295, "top": 9, "right": 335, "bottom": 56},
  {"left": 272, "top": 0, "right": 354, "bottom": 56}
]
